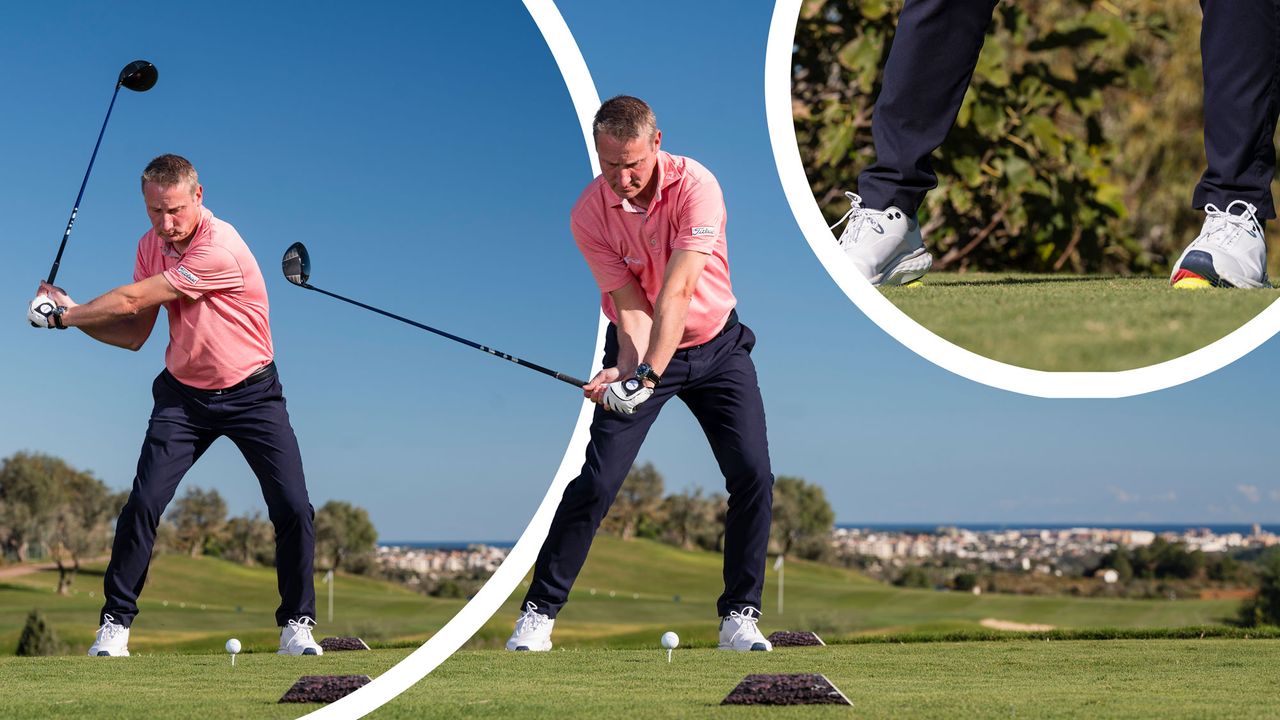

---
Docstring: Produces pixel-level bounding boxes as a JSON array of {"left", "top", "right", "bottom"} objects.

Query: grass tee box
[
  {"left": 0, "top": 538, "right": 1244, "bottom": 655},
  {"left": 881, "top": 274, "right": 1278, "bottom": 371},
  {"left": 2, "top": 640, "right": 1277, "bottom": 718}
]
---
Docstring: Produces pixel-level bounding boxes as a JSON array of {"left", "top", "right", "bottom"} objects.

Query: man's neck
[{"left": 633, "top": 182, "right": 657, "bottom": 209}]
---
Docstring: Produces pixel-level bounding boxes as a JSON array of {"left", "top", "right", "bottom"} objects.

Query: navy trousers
[
  {"left": 100, "top": 368, "right": 316, "bottom": 628},
  {"left": 523, "top": 317, "right": 774, "bottom": 619},
  {"left": 857, "top": 0, "right": 999, "bottom": 215},
  {"left": 860, "top": 1, "right": 1280, "bottom": 221},
  {"left": 1194, "top": 0, "right": 1280, "bottom": 219}
]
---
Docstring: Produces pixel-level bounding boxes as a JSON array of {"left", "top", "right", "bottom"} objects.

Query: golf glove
[
  {"left": 603, "top": 378, "right": 653, "bottom": 415},
  {"left": 27, "top": 295, "right": 61, "bottom": 329}
]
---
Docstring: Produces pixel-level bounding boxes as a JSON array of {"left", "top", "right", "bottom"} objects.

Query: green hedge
[{"left": 794, "top": 0, "right": 1269, "bottom": 275}]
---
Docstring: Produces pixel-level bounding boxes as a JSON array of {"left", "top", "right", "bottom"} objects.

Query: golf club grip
[
  {"left": 47, "top": 83, "right": 124, "bottom": 285},
  {"left": 305, "top": 285, "right": 588, "bottom": 388}
]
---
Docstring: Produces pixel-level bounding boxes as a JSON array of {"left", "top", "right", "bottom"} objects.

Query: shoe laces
[
  {"left": 1201, "top": 200, "right": 1262, "bottom": 248},
  {"left": 726, "top": 608, "right": 763, "bottom": 643},
  {"left": 830, "top": 192, "right": 885, "bottom": 249},
  {"left": 286, "top": 617, "right": 317, "bottom": 645},
  {"left": 515, "top": 602, "right": 550, "bottom": 635},
  {"left": 98, "top": 614, "right": 126, "bottom": 641}
]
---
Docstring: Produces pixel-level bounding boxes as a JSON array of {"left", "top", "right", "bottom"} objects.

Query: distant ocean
[
  {"left": 382, "top": 523, "right": 1279, "bottom": 549},
  {"left": 835, "top": 523, "right": 1280, "bottom": 535},
  {"left": 380, "top": 540, "right": 515, "bottom": 550}
]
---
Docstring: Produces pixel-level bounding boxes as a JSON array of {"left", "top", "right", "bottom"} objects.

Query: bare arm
[
  {"left": 640, "top": 249, "right": 710, "bottom": 378},
  {"left": 610, "top": 279, "right": 656, "bottom": 374},
  {"left": 39, "top": 274, "right": 182, "bottom": 351},
  {"left": 582, "top": 279, "right": 654, "bottom": 403}
]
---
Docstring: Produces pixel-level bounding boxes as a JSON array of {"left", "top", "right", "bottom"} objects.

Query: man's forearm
[
  {"left": 614, "top": 307, "right": 653, "bottom": 373},
  {"left": 59, "top": 284, "right": 164, "bottom": 350},
  {"left": 64, "top": 287, "right": 153, "bottom": 328},
  {"left": 74, "top": 314, "right": 155, "bottom": 350},
  {"left": 642, "top": 291, "right": 691, "bottom": 377}
]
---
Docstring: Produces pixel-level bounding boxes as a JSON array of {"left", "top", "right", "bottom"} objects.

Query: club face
[
  {"left": 282, "top": 243, "right": 311, "bottom": 286},
  {"left": 118, "top": 61, "right": 158, "bottom": 92}
]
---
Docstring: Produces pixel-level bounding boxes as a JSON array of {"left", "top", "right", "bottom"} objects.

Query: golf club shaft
[
  {"left": 46, "top": 81, "right": 124, "bottom": 285},
  {"left": 301, "top": 283, "right": 589, "bottom": 388}
]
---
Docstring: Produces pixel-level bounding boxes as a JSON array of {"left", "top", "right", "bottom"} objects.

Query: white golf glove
[
  {"left": 603, "top": 378, "right": 653, "bottom": 415},
  {"left": 28, "top": 295, "right": 58, "bottom": 328}
]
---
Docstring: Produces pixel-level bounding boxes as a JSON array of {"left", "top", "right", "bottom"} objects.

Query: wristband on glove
[{"left": 53, "top": 306, "right": 67, "bottom": 329}]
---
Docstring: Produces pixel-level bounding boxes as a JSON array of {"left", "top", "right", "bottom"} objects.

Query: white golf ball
[
  {"left": 225, "top": 638, "right": 241, "bottom": 654},
  {"left": 661, "top": 631, "right": 679, "bottom": 650}
]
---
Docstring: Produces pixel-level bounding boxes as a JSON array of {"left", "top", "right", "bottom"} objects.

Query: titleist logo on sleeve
[{"left": 175, "top": 266, "right": 200, "bottom": 284}]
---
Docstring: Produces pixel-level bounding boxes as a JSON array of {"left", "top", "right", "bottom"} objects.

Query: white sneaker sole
[
  {"left": 90, "top": 649, "right": 130, "bottom": 657},
  {"left": 872, "top": 248, "right": 933, "bottom": 287},
  {"left": 717, "top": 642, "right": 772, "bottom": 652},
  {"left": 506, "top": 641, "right": 552, "bottom": 652},
  {"left": 1219, "top": 272, "right": 1271, "bottom": 289}
]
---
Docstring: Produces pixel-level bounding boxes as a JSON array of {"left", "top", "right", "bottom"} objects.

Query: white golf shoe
[
  {"left": 1170, "top": 200, "right": 1269, "bottom": 288},
  {"left": 831, "top": 192, "right": 933, "bottom": 286},
  {"left": 718, "top": 607, "right": 772, "bottom": 652},
  {"left": 88, "top": 614, "right": 130, "bottom": 657},
  {"left": 506, "top": 601, "right": 554, "bottom": 652},
  {"left": 278, "top": 617, "right": 324, "bottom": 656}
]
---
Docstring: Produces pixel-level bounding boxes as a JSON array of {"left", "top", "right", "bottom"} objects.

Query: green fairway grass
[
  {"left": 880, "top": 274, "right": 1278, "bottom": 371},
  {"left": 2, "top": 640, "right": 1279, "bottom": 718},
  {"left": 0, "top": 537, "right": 1243, "bottom": 656},
  {"left": 2, "top": 539, "right": 1272, "bottom": 718},
  {"left": 0, "top": 555, "right": 470, "bottom": 655}
]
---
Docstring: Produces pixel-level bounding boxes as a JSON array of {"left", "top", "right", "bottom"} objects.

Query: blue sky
[{"left": 2, "top": 1, "right": 1278, "bottom": 542}]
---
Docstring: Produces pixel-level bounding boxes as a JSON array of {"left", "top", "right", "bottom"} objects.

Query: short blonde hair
[
  {"left": 141, "top": 154, "right": 199, "bottom": 195},
  {"left": 592, "top": 96, "right": 657, "bottom": 141}
]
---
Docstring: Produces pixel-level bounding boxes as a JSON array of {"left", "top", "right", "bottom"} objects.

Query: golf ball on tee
[
  {"left": 225, "top": 638, "right": 241, "bottom": 654},
  {"left": 661, "top": 631, "right": 679, "bottom": 649}
]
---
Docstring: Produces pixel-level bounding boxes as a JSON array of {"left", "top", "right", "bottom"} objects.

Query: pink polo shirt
[
  {"left": 133, "top": 207, "right": 273, "bottom": 390},
  {"left": 571, "top": 151, "right": 736, "bottom": 348}
]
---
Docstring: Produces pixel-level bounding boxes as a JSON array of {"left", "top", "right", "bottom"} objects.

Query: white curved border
[
  {"left": 302, "top": 2, "right": 603, "bottom": 717},
  {"left": 766, "top": 0, "right": 1280, "bottom": 399}
]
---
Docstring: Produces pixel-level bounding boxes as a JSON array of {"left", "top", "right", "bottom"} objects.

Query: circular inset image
[{"left": 766, "top": 0, "right": 1280, "bottom": 397}]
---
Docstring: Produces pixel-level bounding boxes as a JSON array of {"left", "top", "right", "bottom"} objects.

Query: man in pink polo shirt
[
  {"left": 507, "top": 96, "right": 775, "bottom": 653},
  {"left": 28, "top": 154, "right": 322, "bottom": 658}
]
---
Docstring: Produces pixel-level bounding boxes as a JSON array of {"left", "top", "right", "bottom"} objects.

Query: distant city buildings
[
  {"left": 374, "top": 525, "right": 1280, "bottom": 584},
  {"left": 831, "top": 525, "right": 1279, "bottom": 572},
  {"left": 376, "top": 544, "right": 508, "bottom": 578}
]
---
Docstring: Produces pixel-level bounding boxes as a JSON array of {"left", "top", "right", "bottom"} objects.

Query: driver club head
[
  {"left": 118, "top": 61, "right": 158, "bottom": 92},
  {"left": 282, "top": 242, "right": 311, "bottom": 286}
]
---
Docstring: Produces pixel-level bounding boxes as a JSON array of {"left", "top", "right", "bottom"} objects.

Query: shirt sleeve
[
  {"left": 572, "top": 213, "right": 633, "bottom": 294},
  {"left": 671, "top": 175, "right": 726, "bottom": 255},
  {"left": 133, "top": 234, "right": 152, "bottom": 283},
  {"left": 163, "top": 244, "right": 244, "bottom": 300}
]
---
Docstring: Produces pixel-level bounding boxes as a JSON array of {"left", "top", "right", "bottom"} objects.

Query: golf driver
[
  {"left": 45, "top": 60, "right": 159, "bottom": 284},
  {"left": 281, "top": 242, "right": 588, "bottom": 388}
]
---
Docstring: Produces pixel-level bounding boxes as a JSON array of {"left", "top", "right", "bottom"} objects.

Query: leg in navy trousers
[
  {"left": 857, "top": 0, "right": 1000, "bottom": 214},
  {"left": 523, "top": 319, "right": 774, "bottom": 619},
  {"left": 1194, "top": 0, "right": 1280, "bottom": 219},
  {"left": 101, "top": 369, "right": 316, "bottom": 628}
]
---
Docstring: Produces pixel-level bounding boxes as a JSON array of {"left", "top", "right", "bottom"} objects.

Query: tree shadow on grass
[
  {"left": 923, "top": 276, "right": 1144, "bottom": 288},
  {"left": 0, "top": 582, "right": 48, "bottom": 594}
]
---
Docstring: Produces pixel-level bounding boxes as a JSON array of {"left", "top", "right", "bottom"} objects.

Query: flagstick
[{"left": 774, "top": 555, "right": 785, "bottom": 615}]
